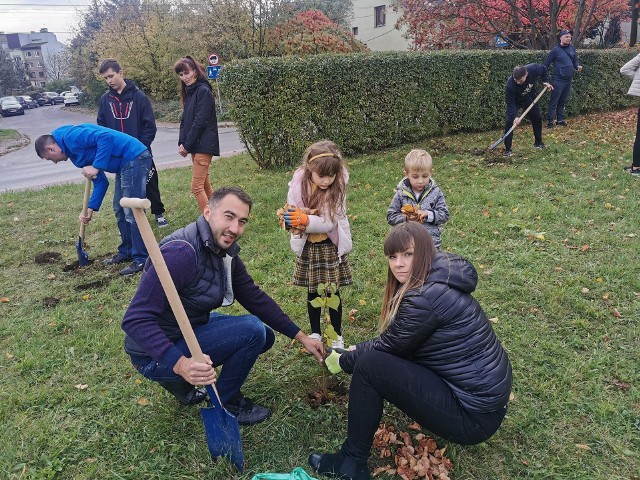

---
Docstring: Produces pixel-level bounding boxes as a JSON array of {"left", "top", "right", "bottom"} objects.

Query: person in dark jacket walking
[
  {"left": 502, "top": 64, "right": 553, "bottom": 157},
  {"left": 122, "top": 186, "right": 324, "bottom": 425},
  {"left": 544, "top": 29, "right": 582, "bottom": 128},
  {"left": 97, "top": 58, "right": 169, "bottom": 231},
  {"left": 174, "top": 56, "right": 220, "bottom": 213},
  {"left": 309, "top": 222, "right": 512, "bottom": 480}
]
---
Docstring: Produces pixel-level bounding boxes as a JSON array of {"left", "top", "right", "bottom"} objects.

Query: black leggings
[
  {"left": 633, "top": 106, "right": 640, "bottom": 168},
  {"left": 341, "top": 350, "right": 507, "bottom": 461},
  {"left": 308, "top": 290, "right": 342, "bottom": 335}
]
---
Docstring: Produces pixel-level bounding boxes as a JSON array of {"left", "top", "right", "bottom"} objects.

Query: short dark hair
[
  {"left": 35, "top": 134, "right": 55, "bottom": 158},
  {"left": 512, "top": 66, "right": 527, "bottom": 80},
  {"left": 99, "top": 58, "right": 122, "bottom": 74},
  {"left": 208, "top": 186, "right": 253, "bottom": 212}
]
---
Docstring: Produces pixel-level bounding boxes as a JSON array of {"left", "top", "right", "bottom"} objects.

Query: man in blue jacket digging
[{"left": 35, "top": 124, "right": 152, "bottom": 275}]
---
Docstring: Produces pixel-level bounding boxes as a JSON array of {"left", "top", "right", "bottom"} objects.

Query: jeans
[
  {"left": 191, "top": 152, "right": 213, "bottom": 213},
  {"left": 113, "top": 150, "right": 152, "bottom": 263},
  {"left": 341, "top": 350, "right": 507, "bottom": 461},
  {"left": 129, "top": 312, "right": 275, "bottom": 405},
  {"left": 504, "top": 101, "right": 543, "bottom": 151},
  {"left": 547, "top": 78, "right": 572, "bottom": 124}
]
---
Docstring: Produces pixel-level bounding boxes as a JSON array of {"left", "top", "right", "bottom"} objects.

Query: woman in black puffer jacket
[
  {"left": 174, "top": 56, "right": 220, "bottom": 213},
  {"left": 309, "top": 222, "right": 512, "bottom": 480}
]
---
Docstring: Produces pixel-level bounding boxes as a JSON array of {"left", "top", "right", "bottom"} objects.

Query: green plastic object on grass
[{"left": 251, "top": 467, "right": 317, "bottom": 480}]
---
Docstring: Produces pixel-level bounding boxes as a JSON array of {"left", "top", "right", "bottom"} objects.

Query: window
[
  {"left": 36, "top": 62, "right": 42, "bottom": 67},
  {"left": 40, "top": 81, "right": 46, "bottom": 87},
  {"left": 39, "top": 72, "right": 45, "bottom": 78},
  {"left": 352, "top": 27, "right": 358, "bottom": 35},
  {"left": 35, "top": 51, "right": 40, "bottom": 56},
  {"left": 25, "top": 51, "right": 32, "bottom": 57},
  {"left": 374, "top": 5, "right": 386, "bottom": 27},
  {"left": 30, "top": 72, "right": 36, "bottom": 78}
]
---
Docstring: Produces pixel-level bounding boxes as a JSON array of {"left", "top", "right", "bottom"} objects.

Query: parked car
[
  {"left": 16, "top": 95, "right": 39, "bottom": 109},
  {"left": 61, "top": 91, "right": 80, "bottom": 106},
  {"left": 32, "top": 93, "right": 47, "bottom": 106},
  {"left": 42, "top": 91, "right": 64, "bottom": 105},
  {"left": 1, "top": 97, "right": 25, "bottom": 117}
]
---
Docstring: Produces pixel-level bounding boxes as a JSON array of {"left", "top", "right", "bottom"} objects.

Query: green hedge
[{"left": 220, "top": 49, "right": 637, "bottom": 169}]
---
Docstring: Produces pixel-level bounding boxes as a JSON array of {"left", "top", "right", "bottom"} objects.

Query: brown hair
[
  {"left": 173, "top": 55, "right": 206, "bottom": 106},
  {"left": 299, "top": 140, "right": 346, "bottom": 221},
  {"left": 98, "top": 58, "right": 121, "bottom": 74},
  {"left": 379, "top": 222, "right": 436, "bottom": 332}
]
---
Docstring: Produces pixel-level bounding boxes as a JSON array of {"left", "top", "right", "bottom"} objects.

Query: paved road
[{"left": 0, "top": 105, "right": 245, "bottom": 193}]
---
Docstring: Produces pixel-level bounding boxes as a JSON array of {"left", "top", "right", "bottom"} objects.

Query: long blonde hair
[
  {"left": 299, "top": 140, "right": 346, "bottom": 221},
  {"left": 379, "top": 222, "right": 436, "bottom": 332}
]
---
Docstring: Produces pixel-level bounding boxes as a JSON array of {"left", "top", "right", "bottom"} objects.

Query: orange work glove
[{"left": 284, "top": 207, "right": 309, "bottom": 227}]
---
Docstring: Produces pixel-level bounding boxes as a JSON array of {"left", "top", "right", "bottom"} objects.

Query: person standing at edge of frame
[
  {"left": 97, "top": 58, "right": 170, "bottom": 236},
  {"left": 174, "top": 55, "right": 220, "bottom": 213},
  {"left": 543, "top": 29, "right": 583, "bottom": 128}
]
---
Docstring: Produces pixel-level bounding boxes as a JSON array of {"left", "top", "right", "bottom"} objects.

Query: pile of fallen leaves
[
  {"left": 372, "top": 423, "right": 453, "bottom": 479},
  {"left": 401, "top": 205, "right": 425, "bottom": 223},
  {"left": 276, "top": 203, "right": 317, "bottom": 235}
]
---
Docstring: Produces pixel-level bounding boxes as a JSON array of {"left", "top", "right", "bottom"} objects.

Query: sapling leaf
[
  {"left": 324, "top": 324, "right": 338, "bottom": 341},
  {"left": 327, "top": 283, "right": 337, "bottom": 296},
  {"left": 316, "top": 283, "right": 327, "bottom": 295},
  {"left": 309, "top": 298, "right": 325, "bottom": 309},
  {"left": 327, "top": 294, "right": 340, "bottom": 311}
]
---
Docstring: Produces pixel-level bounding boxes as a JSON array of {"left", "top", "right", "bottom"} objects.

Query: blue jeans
[
  {"left": 129, "top": 312, "right": 275, "bottom": 405},
  {"left": 113, "top": 151, "right": 152, "bottom": 263}
]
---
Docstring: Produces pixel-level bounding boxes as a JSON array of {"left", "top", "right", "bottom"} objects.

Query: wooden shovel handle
[
  {"left": 79, "top": 178, "right": 91, "bottom": 238},
  {"left": 120, "top": 197, "right": 223, "bottom": 404}
]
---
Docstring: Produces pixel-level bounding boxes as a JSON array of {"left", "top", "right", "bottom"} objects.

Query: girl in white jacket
[
  {"left": 620, "top": 54, "right": 640, "bottom": 175},
  {"left": 284, "top": 140, "right": 353, "bottom": 349}
]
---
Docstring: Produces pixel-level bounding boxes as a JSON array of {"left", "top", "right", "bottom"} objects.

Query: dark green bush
[{"left": 220, "top": 49, "right": 637, "bottom": 169}]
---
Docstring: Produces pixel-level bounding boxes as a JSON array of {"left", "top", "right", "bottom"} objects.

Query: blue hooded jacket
[{"left": 52, "top": 124, "right": 147, "bottom": 211}]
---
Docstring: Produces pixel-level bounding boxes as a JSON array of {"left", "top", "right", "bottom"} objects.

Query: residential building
[
  {"left": 350, "top": 0, "right": 411, "bottom": 51},
  {"left": 0, "top": 28, "right": 66, "bottom": 87}
]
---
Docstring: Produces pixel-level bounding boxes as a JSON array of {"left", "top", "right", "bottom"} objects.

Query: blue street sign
[
  {"left": 207, "top": 66, "right": 222, "bottom": 80},
  {"left": 495, "top": 34, "right": 508, "bottom": 48}
]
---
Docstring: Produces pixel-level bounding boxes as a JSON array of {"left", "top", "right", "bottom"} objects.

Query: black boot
[
  {"left": 158, "top": 380, "right": 207, "bottom": 406},
  {"left": 308, "top": 451, "right": 370, "bottom": 480}
]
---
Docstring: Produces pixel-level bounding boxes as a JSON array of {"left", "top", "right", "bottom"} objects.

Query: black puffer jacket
[
  {"left": 179, "top": 78, "right": 219, "bottom": 155},
  {"left": 340, "top": 252, "right": 512, "bottom": 413}
]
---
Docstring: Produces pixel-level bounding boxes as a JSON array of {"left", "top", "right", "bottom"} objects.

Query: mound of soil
[
  {"left": 42, "top": 297, "right": 61, "bottom": 308},
  {"left": 305, "top": 376, "right": 349, "bottom": 409},
  {"left": 35, "top": 252, "right": 61, "bottom": 264}
]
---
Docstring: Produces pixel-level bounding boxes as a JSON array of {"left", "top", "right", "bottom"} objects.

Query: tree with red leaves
[
  {"left": 266, "top": 10, "right": 368, "bottom": 55},
  {"left": 395, "top": 0, "right": 629, "bottom": 50}
]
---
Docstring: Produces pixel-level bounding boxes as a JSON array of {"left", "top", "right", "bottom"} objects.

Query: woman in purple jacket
[
  {"left": 309, "top": 222, "right": 512, "bottom": 480},
  {"left": 174, "top": 56, "right": 220, "bottom": 213}
]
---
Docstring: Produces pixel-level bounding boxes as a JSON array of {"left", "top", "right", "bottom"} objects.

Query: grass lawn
[
  {"left": 1, "top": 109, "right": 639, "bottom": 479},
  {"left": 0, "top": 129, "right": 20, "bottom": 140}
]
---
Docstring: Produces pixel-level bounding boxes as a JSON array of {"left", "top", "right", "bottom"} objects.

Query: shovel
[
  {"left": 119, "top": 197, "right": 245, "bottom": 472},
  {"left": 76, "top": 178, "right": 91, "bottom": 266},
  {"left": 489, "top": 86, "right": 550, "bottom": 151}
]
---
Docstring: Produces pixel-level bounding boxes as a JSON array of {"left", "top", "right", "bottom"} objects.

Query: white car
[{"left": 62, "top": 91, "right": 80, "bottom": 106}]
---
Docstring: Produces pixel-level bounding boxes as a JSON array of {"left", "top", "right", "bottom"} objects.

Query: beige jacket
[{"left": 620, "top": 54, "right": 640, "bottom": 97}]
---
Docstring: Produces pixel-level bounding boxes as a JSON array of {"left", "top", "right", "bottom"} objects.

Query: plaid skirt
[{"left": 293, "top": 239, "right": 352, "bottom": 292}]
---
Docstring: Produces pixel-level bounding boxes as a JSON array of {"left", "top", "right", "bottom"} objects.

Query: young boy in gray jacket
[{"left": 387, "top": 149, "right": 450, "bottom": 249}]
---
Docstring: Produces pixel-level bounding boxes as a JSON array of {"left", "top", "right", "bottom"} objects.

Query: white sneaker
[
  {"left": 309, "top": 333, "right": 322, "bottom": 341},
  {"left": 331, "top": 335, "right": 344, "bottom": 350}
]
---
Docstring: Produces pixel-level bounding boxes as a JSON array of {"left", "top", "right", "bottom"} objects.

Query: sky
[{"left": 0, "top": 0, "right": 90, "bottom": 45}]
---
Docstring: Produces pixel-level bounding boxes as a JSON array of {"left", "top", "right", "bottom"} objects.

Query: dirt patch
[
  {"left": 42, "top": 297, "right": 61, "bottom": 308},
  {"left": 0, "top": 132, "right": 30, "bottom": 157},
  {"left": 75, "top": 278, "right": 110, "bottom": 291},
  {"left": 62, "top": 259, "right": 97, "bottom": 272},
  {"left": 35, "top": 252, "right": 62, "bottom": 264},
  {"left": 305, "top": 376, "right": 349, "bottom": 409}
]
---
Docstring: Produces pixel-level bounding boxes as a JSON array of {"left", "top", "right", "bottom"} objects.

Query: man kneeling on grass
[{"left": 121, "top": 186, "right": 325, "bottom": 425}]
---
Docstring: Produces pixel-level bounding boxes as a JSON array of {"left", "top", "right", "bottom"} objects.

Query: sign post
[{"left": 207, "top": 52, "right": 223, "bottom": 114}]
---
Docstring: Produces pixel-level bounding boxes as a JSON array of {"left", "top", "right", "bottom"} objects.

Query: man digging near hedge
[{"left": 502, "top": 64, "right": 553, "bottom": 157}]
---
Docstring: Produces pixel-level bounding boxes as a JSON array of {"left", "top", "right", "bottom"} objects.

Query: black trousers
[
  {"left": 146, "top": 161, "right": 165, "bottom": 215},
  {"left": 633, "top": 107, "right": 640, "bottom": 168},
  {"left": 341, "top": 350, "right": 507, "bottom": 461},
  {"left": 504, "top": 101, "right": 543, "bottom": 151}
]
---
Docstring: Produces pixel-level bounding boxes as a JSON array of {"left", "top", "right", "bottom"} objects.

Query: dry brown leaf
[
  {"left": 0, "top": 297, "right": 9, "bottom": 303},
  {"left": 607, "top": 379, "right": 631, "bottom": 391},
  {"left": 611, "top": 308, "right": 622, "bottom": 319},
  {"left": 575, "top": 443, "right": 591, "bottom": 451},
  {"left": 137, "top": 397, "right": 151, "bottom": 406}
]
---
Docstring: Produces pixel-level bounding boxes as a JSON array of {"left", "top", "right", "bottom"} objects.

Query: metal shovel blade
[
  {"left": 201, "top": 384, "right": 244, "bottom": 472},
  {"left": 76, "top": 235, "right": 90, "bottom": 266}
]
